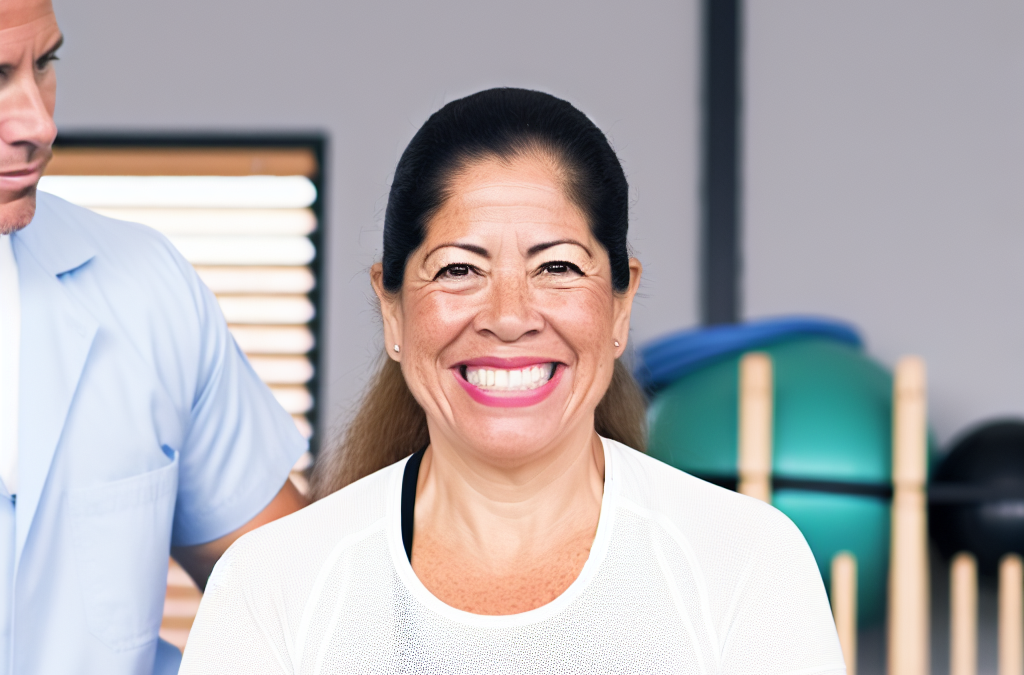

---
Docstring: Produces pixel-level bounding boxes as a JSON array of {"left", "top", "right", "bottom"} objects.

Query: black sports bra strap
[{"left": 401, "top": 448, "right": 426, "bottom": 562}]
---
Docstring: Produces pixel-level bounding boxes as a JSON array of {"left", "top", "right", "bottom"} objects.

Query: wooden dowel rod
[
  {"left": 1000, "top": 553, "right": 1023, "bottom": 675},
  {"left": 888, "top": 356, "right": 930, "bottom": 675},
  {"left": 831, "top": 552, "right": 858, "bottom": 675},
  {"left": 737, "top": 352, "right": 773, "bottom": 503},
  {"left": 950, "top": 552, "right": 977, "bottom": 675}
]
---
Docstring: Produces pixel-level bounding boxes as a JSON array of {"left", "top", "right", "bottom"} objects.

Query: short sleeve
[
  {"left": 719, "top": 511, "right": 847, "bottom": 675},
  {"left": 170, "top": 270, "right": 307, "bottom": 547}
]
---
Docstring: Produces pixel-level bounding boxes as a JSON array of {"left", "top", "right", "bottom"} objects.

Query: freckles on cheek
[
  {"left": 404, "top": 292, "right": 476, "bottom": 354},
  {"left": 547, "top": 289, "right": 615, "bottom": 344}
]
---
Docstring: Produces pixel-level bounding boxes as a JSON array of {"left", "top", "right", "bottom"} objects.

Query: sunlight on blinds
[
  {"left": 38, "top": 174, "right": 316, "bottom": 208},
  {"left": 195, "top": 267, "right": 316, "bottom": 294},
  {"left": 40, "top": 154, "right": 320, "bottom": 449}
]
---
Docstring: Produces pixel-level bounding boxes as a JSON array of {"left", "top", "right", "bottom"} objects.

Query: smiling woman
[
  {"left": 311, "top": 89, "right": 647, "bottom": 496},
  {"left": 180, "top": 89, "right": 846, "bottom": 675}
]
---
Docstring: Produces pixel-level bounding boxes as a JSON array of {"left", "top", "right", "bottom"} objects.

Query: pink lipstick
[{"left": 452, "top": 358, "right": 564, "bottom": 408}]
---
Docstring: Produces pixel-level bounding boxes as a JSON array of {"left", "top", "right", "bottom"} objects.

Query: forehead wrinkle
[
  {"left": 456, "top": 179, "right": 584, "bottom": 225},
  {"left": 0, "top": 5, "right": 57, "bottom": 35},
  {"left": 465, "top": 203, "right": 570, "bottom": 227},
  {"left": 424, "top": 154, "right": 594, "bottom": 261},
  {"left": 433, "top": 182, "right": 579, "bottom": 233},
  {"left": 460, "top": 178, "right": 562, "bottom": 203},
  {"left": 0, "top": 17, "right": 59, "bottom": 59}
]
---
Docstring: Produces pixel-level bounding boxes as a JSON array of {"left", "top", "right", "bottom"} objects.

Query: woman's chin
[{"left": 448, "top": 415, "right": 577, "bottom": 466}]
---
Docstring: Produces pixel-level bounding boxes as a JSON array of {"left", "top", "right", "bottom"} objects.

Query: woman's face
[{"left": 373, "top": 153, "right": 641, "bottom": 464}]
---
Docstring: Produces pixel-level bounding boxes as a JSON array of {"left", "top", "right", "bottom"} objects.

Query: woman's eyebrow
[
  {"left": 527, "top": 239, "right": 593, "bottom": 258},
  {"left": 423, "top": 242, "right": 489, "bottom": 261}
]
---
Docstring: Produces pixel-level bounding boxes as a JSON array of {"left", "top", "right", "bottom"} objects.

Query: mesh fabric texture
[{"left": 181, "top": 438, "right": 846, "bottom": 675}]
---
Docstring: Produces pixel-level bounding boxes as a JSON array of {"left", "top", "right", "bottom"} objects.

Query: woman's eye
[
  {"left": 540, "top": 261, "right": 583, "bottom": 277},
  {"left": 434, "top": 263, "right": 474, "bottom": 280}
]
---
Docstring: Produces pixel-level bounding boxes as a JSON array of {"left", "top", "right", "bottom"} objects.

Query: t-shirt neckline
[{"left": 386, "top": 436, "right": 619, "bottom": 628}]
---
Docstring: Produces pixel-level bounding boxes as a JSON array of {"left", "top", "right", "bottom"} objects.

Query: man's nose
[
  {"left": 0, "top": 72, "right": 58, "bottom": 157},
  {"left": 477, "top": 272, "right": 544, "bottom": 343}
]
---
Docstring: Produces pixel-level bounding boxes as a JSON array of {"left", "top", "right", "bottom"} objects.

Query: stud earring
[
  {"left": 614, "top": 340, "right": 620, "bottom": 347},
  {"left": 393, "top": 344, "right": 400, "bottom": 353}
]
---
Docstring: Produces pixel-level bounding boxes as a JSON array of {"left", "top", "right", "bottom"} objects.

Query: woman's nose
[
  {"left": 0, "top": 71, "right": 58, "bottom": 157},
  {"left": 476, "top": 272, "right": 544, "bottom": 343}
]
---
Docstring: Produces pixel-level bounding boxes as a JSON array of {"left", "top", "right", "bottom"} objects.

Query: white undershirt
[{"left": 0, "top": 235, "right": 19, "bottom": 495}]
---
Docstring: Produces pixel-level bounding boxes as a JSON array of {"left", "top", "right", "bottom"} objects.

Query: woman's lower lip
[{"left": 454, "top": 365, "right": 563, "bottom": 408}]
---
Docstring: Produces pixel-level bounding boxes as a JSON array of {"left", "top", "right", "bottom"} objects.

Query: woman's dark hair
[{"left": 310, "top": 88, "right": 646, "bottom": 499}]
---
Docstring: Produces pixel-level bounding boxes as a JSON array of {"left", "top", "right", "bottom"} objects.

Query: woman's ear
[
  {"left": 611, "top": 257, "right": 643, "bottom": 357},
  {"left": 370, "top": 263, "right": 403, "bottom": 362}
]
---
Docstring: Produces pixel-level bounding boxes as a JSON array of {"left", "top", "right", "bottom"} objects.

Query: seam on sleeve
[
  {"left": 242, "top": 567, "right": 295, "bottom": 675},
  {"left": 620, "top": 497, "right": 724, "bottom": 671},
  {"left": 716, "top": 530, "right": 763, "bottom": 662},
  {"left": 293, "top": 519, "right": 388, "bottom": 673},
  {"left": 649, "top": 529, "right": 712, "bottom": 675}
]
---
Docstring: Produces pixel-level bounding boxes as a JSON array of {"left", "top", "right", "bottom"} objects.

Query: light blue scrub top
[{"left": 2, "top": 193, "right": 308, "bottom": 675}]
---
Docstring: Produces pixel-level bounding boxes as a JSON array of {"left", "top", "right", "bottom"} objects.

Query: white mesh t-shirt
[{"left": 181, "top": 438, "right": 845, "bottom": 674}]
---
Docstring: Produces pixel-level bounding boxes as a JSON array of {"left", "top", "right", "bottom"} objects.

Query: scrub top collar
[
  {"left": 10, "top": 195, "right": 99, "bottom": 567},
  {"left": 14, "top": 194, "right": 97, "bottom": 277}
]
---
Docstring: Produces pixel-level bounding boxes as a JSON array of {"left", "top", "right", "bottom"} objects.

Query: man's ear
[
  {"left": 612, "top": 257, "right": 643, "bottom": 357},
  {"left": 370, "top": 263, "right": 403, "bottom": 362}
]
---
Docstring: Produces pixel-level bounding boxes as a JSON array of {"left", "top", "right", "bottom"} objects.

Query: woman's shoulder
[
  {"left": 604, "top": 439, "right": 830, "bottom": 643},
  {"left": 605, "top": 438, "right": 807, "bottom": 553},
  {"left": 210, "top": 459, "right": 404, "bottom": 588}
]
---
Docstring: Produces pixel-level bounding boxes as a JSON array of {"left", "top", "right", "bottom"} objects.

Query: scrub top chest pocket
[{"left": 67, "top": 448, "right": 178, "bottom": 652}]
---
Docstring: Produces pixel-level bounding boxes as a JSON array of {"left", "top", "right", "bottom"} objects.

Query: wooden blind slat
[{"left": 48, "top": 147, "right": 318, "bottom": 177}]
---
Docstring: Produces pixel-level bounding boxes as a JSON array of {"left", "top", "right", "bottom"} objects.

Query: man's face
[{"left": 0, "top": 0, "right": 60, "bottom": 234}]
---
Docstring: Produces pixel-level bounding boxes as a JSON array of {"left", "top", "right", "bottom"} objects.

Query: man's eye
[
  {"left": 35, "top": 54, "right": 58, "bottom": 72},
  {"left": 540, "top": 261, "right": 583, "bottom": 276},
  {"left": 435, "top": 264, "right": 473, "bottom": 280}
]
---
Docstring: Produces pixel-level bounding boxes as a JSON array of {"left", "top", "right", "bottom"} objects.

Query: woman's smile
[{"left": 453, "top": 358, "right": 564, "bottom": 407}]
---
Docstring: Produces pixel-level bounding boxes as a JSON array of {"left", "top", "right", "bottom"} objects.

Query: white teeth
[{"left": 464, "top": 363, "right": 555, "bottom": 392}]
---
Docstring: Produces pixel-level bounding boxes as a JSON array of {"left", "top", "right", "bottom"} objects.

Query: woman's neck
[{"left": 410, "top": 425, "right": 605, "bottom": 614}]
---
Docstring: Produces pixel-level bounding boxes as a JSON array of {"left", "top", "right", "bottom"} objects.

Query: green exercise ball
[{"left": 647, "top": 336, "right": 933, "bottom": 626}]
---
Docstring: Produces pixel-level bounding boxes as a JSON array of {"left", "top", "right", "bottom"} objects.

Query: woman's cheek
[
  {"left": 406, "top": 291, "right": 475, "bottom": 350},
  {"left": 543, "top": 288, "right": 615, "bottom": 347}
]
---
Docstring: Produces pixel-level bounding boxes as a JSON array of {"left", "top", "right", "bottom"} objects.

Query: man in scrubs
[{"left": 0, "top": 0, "right": 310, "bottom": 673}]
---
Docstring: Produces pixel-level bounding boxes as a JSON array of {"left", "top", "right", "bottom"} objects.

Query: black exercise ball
[{"left": 930, "top": 420, "right": 1024, "bottom": 575}]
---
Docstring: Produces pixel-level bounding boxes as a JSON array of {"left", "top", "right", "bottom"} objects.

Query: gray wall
[
  {"left": 745, "top": 0, "right": 1024, "bottom": 446},
  {"left": 50, "top": 0, "right": 1024, "bottom": 449},
  {"left": 50, "top": 0, "right": 703, "bottom": 435}
]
